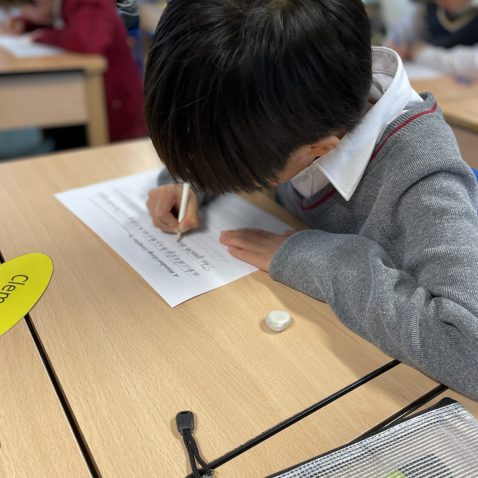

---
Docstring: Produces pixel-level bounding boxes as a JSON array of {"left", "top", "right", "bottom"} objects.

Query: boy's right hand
[{"left": 147, "top": 184, "right": 200, "bottom": 234}]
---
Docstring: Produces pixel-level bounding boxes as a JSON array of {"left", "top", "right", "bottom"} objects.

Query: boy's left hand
[{"left": 219, "top": 229, "right": 295, "bottom": 272}]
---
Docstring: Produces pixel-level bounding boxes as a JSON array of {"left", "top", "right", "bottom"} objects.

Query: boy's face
[
  {"left": 272, "top": 145, "right": 318, "bottom": 185},
  {"left": 272, "top": 135, "right": 341, "bottom": 185},
  {"left": 435, "top": 0, "right": 472, "bottom": 13},
  {"left": 20, "top": 0, "right": 54, "bottom": 26}
]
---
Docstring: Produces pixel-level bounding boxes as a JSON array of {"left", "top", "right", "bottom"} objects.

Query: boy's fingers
[
  {"left": 155, "top": 215, "right": 178, "bottom": 232},
  {"left": 150, "top": 206, "right": 178, "bottom": 230},
  {"left": 220, "top": 229, "right": 266, "bottom": 248},
  {"left": 147, "top": 186, "right": 180, "bottom": 231},
  {"left": 152, "top": 209, "right": 179, "bottom": 231},
  {"left": 178, "top": 191, "right": 200, "bottom": 233},
  {"left": 179, "top": 216, "right": 199, "bottom": 233},
  {"left": 227, "top": 246, "right": 269, "bottom": 272},
  {"left": 147, "top": 185, "right": 201, "bottom": 233},
  {"left": 155, "top": 188, "right": 179, "bottom": 217}
]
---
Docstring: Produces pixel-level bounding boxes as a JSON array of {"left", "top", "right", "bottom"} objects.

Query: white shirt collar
[{"left": 291, "top": 46, "right": 423, "bottom": 201}]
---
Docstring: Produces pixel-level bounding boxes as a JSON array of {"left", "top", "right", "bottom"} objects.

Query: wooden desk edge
[{"left": 0, "top": 49, "right": 107, "bottom": 75}]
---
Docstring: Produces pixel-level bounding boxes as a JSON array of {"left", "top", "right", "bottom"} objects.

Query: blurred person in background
[
  {"left": 386, "top": 0, "right": 478, "bottom": 80},
  {"left": 0, "top": 0, "right": 145, "bottom": 143}
]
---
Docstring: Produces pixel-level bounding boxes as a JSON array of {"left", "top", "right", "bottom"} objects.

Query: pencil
[{"left": 176, "top": 183, "right": 190, "bottom": 242}]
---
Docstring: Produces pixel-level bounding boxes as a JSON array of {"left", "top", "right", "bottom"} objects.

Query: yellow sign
[{"left": 0, "top": 253, "right": 53, "bottom": 337}]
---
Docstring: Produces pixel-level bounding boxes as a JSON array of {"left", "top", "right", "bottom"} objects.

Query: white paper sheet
[
  {"left": 404, "top": 61, "right": 443, "bottom": 80},
  {"left": 56, "top": 170, "right": 292, "bottom": 307},
  {"left": 0, "top": 34, "right": 63, "bottom": 58}
]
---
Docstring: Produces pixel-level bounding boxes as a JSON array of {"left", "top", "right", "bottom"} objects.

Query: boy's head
[
  {"left": 144, "top": 0, "right": 372, "bottom": 194},
  {"left": 0, "top": 0, "right": 54, "bottom": 25}
]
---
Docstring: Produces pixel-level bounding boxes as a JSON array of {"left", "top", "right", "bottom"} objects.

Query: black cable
[
  {"left": 188, "top": 432, "right": 211, "bottom": 470},
  {"left": 354, "top": 383, "right": 448, "bottom": 441},
  {"left": 185, "top": 359, "right": 400, "bottom": 477},
  {"left": 177, "top": 411, "right": 214, "bottom": 477},
  {"left": 183, "top": 431, "right": 202, "bottom": 478}
]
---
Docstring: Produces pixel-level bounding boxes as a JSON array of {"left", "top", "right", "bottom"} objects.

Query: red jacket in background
[{"left": 32, "top": 0, "right": 145, "bottom": 142}]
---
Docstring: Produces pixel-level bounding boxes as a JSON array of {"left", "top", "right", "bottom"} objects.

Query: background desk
[
  {"left": 0, "top": 140, "right": 476, "bottom": 477},
  {"left": 0, "top": 48, "right": 108, "bottom": 146},
  {"left": 411, "top": 76, "right": 478, "bottom": 105},
  {"left": 439, "top": 95, "right": 478, "bottom": 134}
]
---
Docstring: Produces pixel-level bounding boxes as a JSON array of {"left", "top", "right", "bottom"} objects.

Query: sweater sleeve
[
  {"left": 32, "top": 1, "right": 115, "bottom": 54},
  {"left": 270, "top": 171, "right": 478, "bottom": 399},
  {"left": 415, "top": 44, "right": 478, "bottom": 81}
]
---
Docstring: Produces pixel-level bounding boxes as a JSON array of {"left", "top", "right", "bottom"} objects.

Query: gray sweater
[
  {"left": 271, "top": 93, "right": 478, "bottom": 399},
  {"left": 157, "top": 93, "right": 478, "bottom": 399}
]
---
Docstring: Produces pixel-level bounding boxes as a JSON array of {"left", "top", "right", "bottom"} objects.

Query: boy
[
  {"left": 387, "top": 0, "right": 478, "bottom": 79},
  {"left": 144, "top": 0, "right": 478, "bottom": 399},
  {"left": 0, "top": 0, "right": 145, "bottom": 142}
]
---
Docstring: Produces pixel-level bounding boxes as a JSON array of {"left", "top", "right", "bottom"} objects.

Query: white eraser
[{"left": 265, "top": 310, "right": 292, "bottom": 332}]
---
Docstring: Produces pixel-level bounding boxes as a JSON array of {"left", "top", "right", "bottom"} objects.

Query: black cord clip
[
  {"left": 177, "top": 411, "right": 195, "bottom": 435},
  {"left": 176, "top": 411, "right": 214, "bottom": 478}
]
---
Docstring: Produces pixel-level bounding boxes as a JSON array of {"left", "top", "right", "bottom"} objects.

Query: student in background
[
  {"left": 0, "top": 7, "right": 54, "bottom": 159},
  {"left": 381, "top": 0, "right": 417, "bottom": 32},
  {"left": 0, "top": 0, "right": 145, "bottom": 143},
  {"left": 144, "top": 0, "right": 478, "bottom": 399},
  {"left": 387, "top": 0, "right": 478, "bottom": 80}
]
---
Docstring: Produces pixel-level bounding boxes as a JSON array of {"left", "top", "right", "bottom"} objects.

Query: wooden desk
[
  {"left": 0, "top": 140, "right": 475, "bottom": 477},
  {"left": 0, "top": 48, "right": 108, "bottom": 146},
  {"left": 0, "top": 319, "right": 89, "bottom": 477},
  {"left": 411, "top": 77, "right": 478, "bottom": 166},
  {"left": 411, "top": 76, "right": 478, "bottom": 105},
  {"left": 440, "top": 95, "right": 478, "bottom": 134}
]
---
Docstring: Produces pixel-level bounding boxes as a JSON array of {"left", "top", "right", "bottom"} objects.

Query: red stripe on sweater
[
  {"left": 300, "top": 187, "right": 337, "bottom": 211},
  {"left": 299, "top": 101, "right": 438, "bottom": 211},
  {"left": 370, "top": 101, "right": 438, "bottom": 160}
]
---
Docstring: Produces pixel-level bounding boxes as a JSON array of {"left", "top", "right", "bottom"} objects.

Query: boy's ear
[{"left": 309, "top": 136, "right": 340, "bottom": 158}]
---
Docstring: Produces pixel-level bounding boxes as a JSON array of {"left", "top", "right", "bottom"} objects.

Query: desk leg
[{"left": 85, "top": 73, "right": 109, "bottom": 146}]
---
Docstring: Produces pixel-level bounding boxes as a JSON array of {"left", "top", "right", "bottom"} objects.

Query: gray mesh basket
[{"left": 270, "top": 400, "right": 478, "bottom": 478}]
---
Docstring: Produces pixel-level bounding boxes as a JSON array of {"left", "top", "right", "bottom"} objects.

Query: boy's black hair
[{"left": 144, "top": 0, "right": 372, "bottom": 194}]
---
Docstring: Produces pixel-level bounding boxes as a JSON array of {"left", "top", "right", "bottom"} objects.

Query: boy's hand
[
  {"left": 147, "top": 185, "right": 200, "bottom": 234},
  {"left": 219, "top": 229, "right": 296, "bottom": 272},
  {"left": 0, "top": 18, "right": 25, "bottom": 35}
]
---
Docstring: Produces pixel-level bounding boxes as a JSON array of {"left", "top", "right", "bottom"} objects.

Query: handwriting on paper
[{"left": 56, "top": 170, "right": 291, "bottom": 306}]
